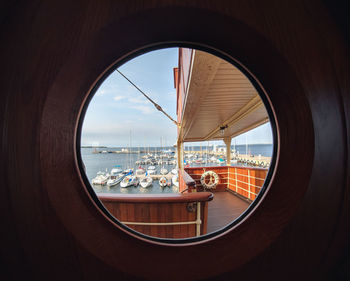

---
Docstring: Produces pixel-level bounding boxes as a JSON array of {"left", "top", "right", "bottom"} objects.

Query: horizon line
[{"left": 81, "top": 143, "right": 273, "bottom": 148}]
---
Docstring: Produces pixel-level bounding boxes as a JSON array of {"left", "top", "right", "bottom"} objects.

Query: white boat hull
[
  {"left": 159, "top": 176, "right": 169, "bottom": 187},
  {"left": 120, "top": 176, "right": 138, "bottom": 188},
  {"left": 172, "top": 175, "right": 179, "bottom": 187},
  {"left": 140, "top": 177, "right": 153, "bottom": 188},
  {"left": 106, "top": 174, "right": 125, "bottom": 186},
  {"left": 160, "top": 168, "right": 168, "bottom": 175},
  {"left": 92, "top": 175, "right": 109, "bottom": 185}
]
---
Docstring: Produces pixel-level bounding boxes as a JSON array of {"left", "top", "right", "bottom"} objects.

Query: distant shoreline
[
  {"left": 81, "top": 146, "right": 107, "bottom": 148},
  {"left": 81, "top": 143, "right": 273, "bottom": 149}
]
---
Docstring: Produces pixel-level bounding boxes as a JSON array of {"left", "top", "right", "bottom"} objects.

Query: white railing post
[
  {"left": 248, "top": 169, "right": 251, "bottom": 199},
  {"left": 196, "top": 202, "right": 201, "bottom": 237},
  {"left": 227, "top": 166, "right": 230, "bottom": 189},
  {"left": 235, "top": 167, "right": 238, "bottom": 191}
]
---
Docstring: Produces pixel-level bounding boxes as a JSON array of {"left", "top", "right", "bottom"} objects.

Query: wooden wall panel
[
  {"left": 99, "top": 193, "right": 213, "bottom": 239},
  {"left": 103, "top": 201, "right": 198, "bottom": 239},
  {"left": 227, "top": 167, "right": 267, "bottom": 200},
  {"left": 186, "top": 166, "right": 228, "bottom": 191}
]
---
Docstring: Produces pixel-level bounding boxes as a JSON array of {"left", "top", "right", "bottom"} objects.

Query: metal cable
[{"left": 116, "top": 69, "right": 180, "bottom": 127}]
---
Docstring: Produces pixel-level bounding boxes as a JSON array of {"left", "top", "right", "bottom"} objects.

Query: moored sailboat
[
  {"left": 92, "top": 171, "right": 109, "bottom": 185},
  {"left": 160, "top": 167, "right": 168, "bottom": 175},
  {"left": 159, "top": 176, "right": 170, "bottom": 187},
  {"left": 106, "top": 173, "right": 126, "bottom": 187},
  {"left": 120, "top": 175, "right": 139, "bottom": 188},
  {"left": 136, "top": 166, "right": 146, "bottom": 176},
  {"left": 147, "top": 165, "right": 156, "bottom": 175},
  {"left": 140, "top": 173, "right": 153, "bottom": 188},
  {"left": 171, "top": 175, "right": 179, "bottom": 187}
]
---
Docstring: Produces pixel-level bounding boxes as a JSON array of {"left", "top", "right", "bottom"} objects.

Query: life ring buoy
[{"left": 200, "top": 171, "right": 219, "bottom": 189}]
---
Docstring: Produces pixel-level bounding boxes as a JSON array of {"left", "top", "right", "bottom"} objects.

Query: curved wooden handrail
[
  {"left": 185, "top": 165, "right": 269, "bottom": 171},
  {"left": 181, "top": 169, "right": 196, "bottom": 187},
  {"left": 98, "top": 191, "right": 213, "bottom": 203}
]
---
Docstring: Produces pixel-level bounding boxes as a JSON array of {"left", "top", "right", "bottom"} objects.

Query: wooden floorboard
[{"left": 207, "top": 191, "right": 250, "bottom": 233}]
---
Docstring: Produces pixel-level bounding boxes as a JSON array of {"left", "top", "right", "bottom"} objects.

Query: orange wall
[
  {"left": 185, "top": 166, "right": 229, "bottom": 192},
  {"left": 228, "top": 167, "right": 267, "bottom": 200},
  {"left": 185, "top": 166, "right": 268, "bottom": 200}
]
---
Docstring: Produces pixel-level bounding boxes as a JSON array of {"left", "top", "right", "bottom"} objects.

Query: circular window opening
[{"left": 77, "top": 46, "right": 277, "bottom": 243}]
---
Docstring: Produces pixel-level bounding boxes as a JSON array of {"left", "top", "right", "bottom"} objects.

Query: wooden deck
[{"left": 207, "top": 191, "right": 250, "bottom": 233}]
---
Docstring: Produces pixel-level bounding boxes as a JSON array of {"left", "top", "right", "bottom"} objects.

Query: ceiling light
[{"left": 219, "top": 125, "right": 228, "bottom": 136}]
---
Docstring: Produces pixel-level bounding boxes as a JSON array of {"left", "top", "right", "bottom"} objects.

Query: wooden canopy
[{"left": 177, "top": 49, "right": 269, "bottom": 142}]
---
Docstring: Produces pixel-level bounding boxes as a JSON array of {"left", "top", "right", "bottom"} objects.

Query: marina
[{"left": 82, "top": 143, "right": 272, "bottom": 195}]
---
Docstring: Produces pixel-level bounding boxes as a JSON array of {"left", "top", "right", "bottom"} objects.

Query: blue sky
[
  {"left": 81, "top": 48, "right": 272, "bottom": 147},
  {"left": 232, "top": 123, "right": 272, "bottom": 145}
]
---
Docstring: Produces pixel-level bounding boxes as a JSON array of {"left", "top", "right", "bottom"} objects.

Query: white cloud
[
  {"left": 95, "top": 89, "right": 105, "bottom": 96},
  {"left": 131, "top": 105, "right": 155, "bottom": 114},
  {"left": 128, "top": 97, "right": 148, "bottom": 104},
  {"left": 113, "top": 95, "right": 125, "bottom": 101}
]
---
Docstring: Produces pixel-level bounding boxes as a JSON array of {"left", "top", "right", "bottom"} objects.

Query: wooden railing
[
  {"left": 98, "top": 192, "right": 213, "bottom": 239},
  {"left": 98, "top": 166, "right": 266, "bottom": 239},
  {"left": 179, "top": 169, "right": 196, "bottom": 193},
  {"left": 227, "top": 166, "right": 267, "bottom": 201},
  {"left": 184, "top": 166, "right": 229, "bottom": 192},
  {"left": 185, "top": 166, "right": 268, "bottom": 201}
]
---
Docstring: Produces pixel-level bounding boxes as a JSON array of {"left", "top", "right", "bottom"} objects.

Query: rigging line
[{"left": 116, "top": 69, "right": 180, "bottom": 127}]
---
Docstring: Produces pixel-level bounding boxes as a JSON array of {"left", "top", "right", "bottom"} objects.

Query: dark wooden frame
[
  {"left": 41, "top": 7, "right": 313, "bottom": 279},
  {"left": 2, "top": 2, "right": 349, "bottom": 281}
]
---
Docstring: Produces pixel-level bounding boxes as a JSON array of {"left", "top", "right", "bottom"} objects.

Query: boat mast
[
  {"left": 207, "top": 141, "right": 209, "bottom": 165},
  {"left": 160, "top": 136, "right": 163, "bottom": 167},
  {"left": 129, "top": 130, "right": 132, "bottom": 169},
  {"left": 246, "top": 134, "right": 248, "bottom": 156}
]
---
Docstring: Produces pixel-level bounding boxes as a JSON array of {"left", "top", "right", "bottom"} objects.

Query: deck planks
[{"left": 207, "top": 191, "right": 250, "bottom": 233}]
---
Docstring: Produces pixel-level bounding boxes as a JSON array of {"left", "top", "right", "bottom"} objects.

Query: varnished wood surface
[
  {"left": 181, "top": 169, "right": 196, "bottom": 187},
  {"left": 186, "top": 166, "right": 229, "bottom": 191},
  {"left": 1, "top": 1, "right": 349, "bottom": 281},
  {"left": 207, "top": 191, "right": 250, "bottom": 234},
  {"left": 101, "top": 200, "right": 209, "bottom": 239},
  {"left": 185, "top": 166, "right": 268, "bottom": 199},
  {"left": 98, "top": 191, "right": 213, "bottom": 203},
  {"left": 98, "top": 192, "right": 212, "bottom": 238},
  {"left": 228, "top": 167, "right": 268, "bottom": 200}
]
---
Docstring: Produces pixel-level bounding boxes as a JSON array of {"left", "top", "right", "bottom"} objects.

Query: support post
[
  {"left": 224, "top": 137, "right": 232, "bottom": 166},
  {"left": 196, "top": 202, "right": 201, "bottom": 237},
  {"left": 177, "top": 140, "right": 184, "bottom": 171}
]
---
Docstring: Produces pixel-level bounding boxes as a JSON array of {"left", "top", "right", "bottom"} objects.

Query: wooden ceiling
[{"left": 178, "top": 50, "right": 269, "bottom": 142}]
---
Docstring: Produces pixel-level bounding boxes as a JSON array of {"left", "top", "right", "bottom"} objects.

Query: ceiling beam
[{"left": 203, "top": 95, "right": 263, "bottom": 140}]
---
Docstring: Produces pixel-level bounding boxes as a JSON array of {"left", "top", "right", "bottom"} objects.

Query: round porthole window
[{"left": 77, "top": 46, "right": 277, "bottom": 243}]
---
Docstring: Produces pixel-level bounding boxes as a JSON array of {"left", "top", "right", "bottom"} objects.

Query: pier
[
  {"left": 183, "top": 150, "right": 271, "bottom": 167},
  {"left": 92, "top": 149, "right": 168, "bottom": 154},
  {"left": 136, "top": 173, "right": 174, "bottom": 180},
  {"left": 232, "top": 154, "right": 271, "bottom": 167}
]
